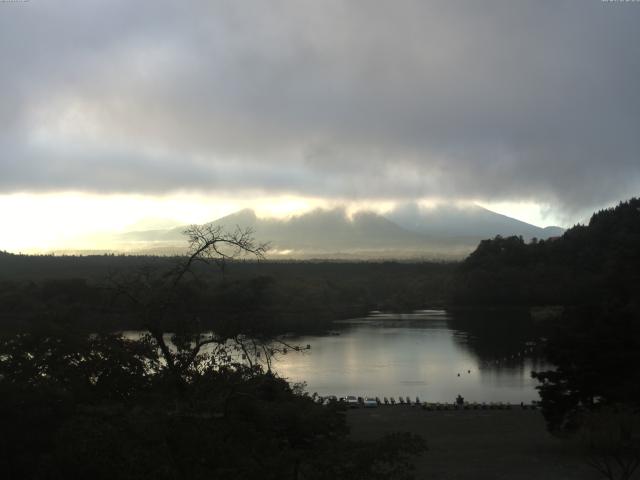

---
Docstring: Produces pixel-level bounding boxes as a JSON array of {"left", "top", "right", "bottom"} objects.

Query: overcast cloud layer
[{"left": 2, "top": 0, "right": 639, "bottom": 218}]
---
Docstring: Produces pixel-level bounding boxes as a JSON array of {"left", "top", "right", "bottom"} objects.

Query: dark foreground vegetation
[{"left": 0, "top": 328, "right": 424, "bottom": 479}]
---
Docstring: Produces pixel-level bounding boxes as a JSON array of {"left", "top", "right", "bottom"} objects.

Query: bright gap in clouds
[
  {"left": 0, "top": 193, "right": 323, "bottom": 253},
  {"left": 475, "top": 201, "right": 563, "bottom": 230},
  {"left": 0, "top": 193, "right": 570, "bottom": 254}
]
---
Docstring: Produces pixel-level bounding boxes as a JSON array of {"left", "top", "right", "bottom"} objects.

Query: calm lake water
[
  {"left": 273, "top": 309, "right": 546, "bottom": 403},
  {"left": 122, "top": 308, "right": 547, "bottom": 403}
]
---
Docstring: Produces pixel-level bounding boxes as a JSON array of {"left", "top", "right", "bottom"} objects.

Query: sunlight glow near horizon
[
  {"left": 474, "top": 201, "right": 559, "bottom": 229},
  {"left": 0, "top": 193, "right": 326, "bottom": 253},
  {"left": 0, "top": 193, "right": 568, "bottom": 253}
]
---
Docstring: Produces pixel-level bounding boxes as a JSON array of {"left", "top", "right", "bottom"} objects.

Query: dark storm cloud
[{"left": 1, "top": 0, "right": 639, "bottom": 215}]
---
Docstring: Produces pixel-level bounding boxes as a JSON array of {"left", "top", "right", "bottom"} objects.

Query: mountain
[
  {"left": 113, "top": 204, "right": 563, "bottom": 259},
  {"left": 386, "top": 203, "right": 564, "bottom": 239},
  {"left": 209, "top": 208, "right": 431, "bottom": 252}
]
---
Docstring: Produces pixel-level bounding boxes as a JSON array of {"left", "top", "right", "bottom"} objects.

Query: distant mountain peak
[
  {"left": 386, "top": 202, "right": 564, "bottom": 239},
  {"left": 114, "top": 203, "right": 565, "bottom": 259},
  {"left": 214, "top": 208, "right": 257, "bottom": 225}
]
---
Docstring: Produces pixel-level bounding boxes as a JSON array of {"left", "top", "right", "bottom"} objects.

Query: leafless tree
[{"left": 106, "top": 224, "right": 289, "bottom": 388}]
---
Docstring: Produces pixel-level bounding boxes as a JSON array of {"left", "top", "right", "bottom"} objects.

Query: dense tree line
[{"left": 0, "top": 258, "right": 453, "bottom": 334}]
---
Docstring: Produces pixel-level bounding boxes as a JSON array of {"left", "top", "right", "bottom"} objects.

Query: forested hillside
[{"left": 452, "top": 198, "right": 640, "bottom": 307}]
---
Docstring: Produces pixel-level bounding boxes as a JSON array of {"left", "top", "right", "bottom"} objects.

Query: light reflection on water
[{"left": 273, "top": 310, "right": 546, "bottom": 403}]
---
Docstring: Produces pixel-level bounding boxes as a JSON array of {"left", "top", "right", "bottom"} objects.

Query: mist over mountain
[
  {"left": 387, "top": 203, "right": 565, "bottom": 239},
  {"left": 114, "top": 204, "right": 563, "bottom": 259}
]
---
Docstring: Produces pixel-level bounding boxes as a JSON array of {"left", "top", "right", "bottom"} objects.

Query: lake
[{"left": 273, "top": 309, "right": 546, "bottom": 403}]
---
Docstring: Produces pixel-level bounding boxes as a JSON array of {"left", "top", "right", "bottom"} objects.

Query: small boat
[
  {"left": 363, "top": 397, "right": 377, "bottom": 408},
  {"left": 346, "top": 395, "right": 359, "bottom": 408}
]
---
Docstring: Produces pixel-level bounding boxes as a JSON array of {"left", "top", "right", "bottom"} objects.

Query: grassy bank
[{"left": 347, "top": 407, "right": 598, "bottom": 479}]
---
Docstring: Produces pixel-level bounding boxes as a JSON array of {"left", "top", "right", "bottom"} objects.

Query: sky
[{"left": 1, "top": 0, "right": 639, "bottom": 252}]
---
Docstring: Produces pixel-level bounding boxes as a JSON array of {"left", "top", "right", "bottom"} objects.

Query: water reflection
[{"left": 274, "top": 309, "right": 547, "bottom": 403}]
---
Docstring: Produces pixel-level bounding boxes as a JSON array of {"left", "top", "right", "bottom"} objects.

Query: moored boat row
[{"left": 310, "top": 393, "right": 539, "bottom": 410}]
